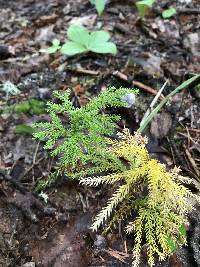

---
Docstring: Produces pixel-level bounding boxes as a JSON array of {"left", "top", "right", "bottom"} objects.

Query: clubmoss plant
[
  {"left": 33, "top": 87, "right": 138, "bottom": 179},
  {"left": 80, "top": 128, "right": 198, "bottom": 266}
]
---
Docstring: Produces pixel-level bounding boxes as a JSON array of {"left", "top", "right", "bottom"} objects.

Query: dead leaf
[
  {"left": 69, "top": 15, "right": 97, "bottom": 29},
  {"left": 150, "top": 111, "right": 172, "bottom": 139},
  {"left": 183, "top": 32, "right": 200, "bottom": 58}
]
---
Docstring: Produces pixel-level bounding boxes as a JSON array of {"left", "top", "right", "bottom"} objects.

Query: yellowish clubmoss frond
[{"left": 80, "top": 128, "right": 196, "bottom": 266}]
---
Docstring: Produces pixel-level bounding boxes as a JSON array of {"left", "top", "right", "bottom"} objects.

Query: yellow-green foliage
[{"left": 80, "top": 128, "right": 196, "bottom": 266}]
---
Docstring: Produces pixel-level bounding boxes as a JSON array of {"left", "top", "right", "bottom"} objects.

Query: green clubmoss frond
[{"left": 33, "top": 87, "right": 138, "bottom": 179}]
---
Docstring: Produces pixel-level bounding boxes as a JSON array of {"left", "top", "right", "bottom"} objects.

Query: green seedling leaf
[
  {"left": 88, "top": 30, "right": 117, "bottom": 54},
  {"left": 136, "top": 0, "right": 155, "bottom": 17},
  {"left": 15, "top": 124, "right": 36, "bottom": 135},
  {"left": 14, "top": 101, "right": 30, "bottom": 113},
  {"left": 29, "top": 99, "right": 46, "bottom": 115},
  {"left": 67, "top": 25, "right": 90, "bottom": 46},
  {"left": 88, "top": 31, "right": 110, "bottom": 47},
  {"left": 14, "top": 99, "right": 46, "bottom": 115},
  {"left": 179, "top": 224, "right": 187, "bottom": 237},
  {"left": 91, "top": 0, "right": 106, "bottom": 16},
  {"left": 42, "top": 46, "right": 59, "bottom": 54},
  {"left": 166, "top": 237, "right": 177, "bottom": 252},
  {"left": 162, "top": 7, "right": 176, "bottom": 18},
  {"left": 42, "top": 24, "right": 117, "bottom": 56},
  {"left": 60, "top": 41, "right": 88, "bottom": 55},
  {"left": 90, "top": 42, "right": 117, "bottom": 55},
  {"left": 52, "top": 39, "right": 60, "bottom": 46},
  {"left": 40, "top": 39, "right": 61, "bottom": 54}
]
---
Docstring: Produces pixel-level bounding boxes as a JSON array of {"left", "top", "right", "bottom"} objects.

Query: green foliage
[
  {"left": 33, "top": 87, "right": 138, "bottom": 177},
  {"left": 90, "top": 0, "right": 106, "bottom": 16},
  {"left": 136, "top": 0, "right": 155, "bottom": 17},
  {"left": 80, "top": 129, "right": 197, "bottom": 266},
  {"left": 42, "top": 25, "right": 117, "bottom": 56},
  {"left": 14, "top": 99, "right": 46, "bottom": 115},
  {"left": 15, "top": 124, "right": 36, "bottom": 135},
  {"left": 196, "top": 83, "right": 200, "bottom": 92},
  {"left": 162, "top": 7, "right": 176, "bottom": 19},
  {"left": 41, "top": 39, "right": 61, "bottom": 54}
]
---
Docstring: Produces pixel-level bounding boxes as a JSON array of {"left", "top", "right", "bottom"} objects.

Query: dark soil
[{"left": 0, "top": 0, "right": 200, "bottom": 266}]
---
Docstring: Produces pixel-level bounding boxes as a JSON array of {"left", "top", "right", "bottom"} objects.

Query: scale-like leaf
[
  {"left": 60, "top": 41, "right": 88, "bottom": 56},
  {"left": 179, "top": 224, "right": 186, "bottom": 237}
]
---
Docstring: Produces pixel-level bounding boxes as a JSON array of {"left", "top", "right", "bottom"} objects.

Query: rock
[
  {"left": 121, "top": 93, "right": 136, "bottom": 108},
  {"left": 94, "top": 235, "right": 107, "bottom": 249},
  {"left": 22, "top": 262, "right": 36, "bottom": 267},
  {"left": 183, "top": 32, "right": 200, "bottom": 58}
]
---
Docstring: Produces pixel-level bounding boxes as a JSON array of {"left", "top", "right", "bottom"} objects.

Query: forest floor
[{"left": 0, "top": 0, "right": 200, "bottom": 266}]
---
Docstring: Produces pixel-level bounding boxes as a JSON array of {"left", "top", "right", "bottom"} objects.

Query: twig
[
  {"left": 132, "top": 80, "right": 162, "bottom": 97},
  {"left": 0, "top": 170, "right": 27, "bottom": 194},
  {"left": 75, "top": 67, "right": 99, "bottom": 75},
  {"left": 113, "top": 71, "right": 162, "bottom": 97},
  {"left": 138, "top": 74, "right": 200, "bottom": 133},
  {"left": 33, "top": 141, "right": 40, "bottom": 165},
  {"left": 106, "top": 248, "right": 129, "bottom": 263},
  {"left": 184, "top": 145, "right": 200, "bottom": 178},
  {"left": 177, "top": 132, "right": 200, "bottom": 153},
  {"left": 21, "top": 157, "right": 45, "bottom": 179},
  {"left": 177, "top": 8, "right": 200, "bottom": 14},
  {"left": 180, "top": 128, "right": 200, "bottom": 133},
  {"left": 140, "top": 80, "right": 168, "bottom": 127}
]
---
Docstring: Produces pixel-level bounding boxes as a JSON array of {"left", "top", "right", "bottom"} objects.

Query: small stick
[
  {"left": 132, "top": 80, "right": 163, "bottom": 97},
  {"left": 0, "top": 170, "right": 27, "bottom": 194},
  {"left": 75, "top": 68, "right": 99, "bottom": 75},
  {"left": 140, "top": 80, "right": 168, "bottom": 126},
  {"left": 178, "top": 127, "right": 200, "bottom": 134},
  {"left": 184, "top": 145, "right": 200, "bottom": 178},
  {"left": 138, "top": 74, "right": 200, "bottom": 133},
  {"left": 33, "top": 141, "right": 40, "bottom": 165},
  {"left": 177, "top": 8, "right": 200, "bottom": 14},
  {"left": 113, "top": 71, "right": 163, "bottom": 97},
  {"left": 21, "top": 157, "right": 44, "bottom": 179}
]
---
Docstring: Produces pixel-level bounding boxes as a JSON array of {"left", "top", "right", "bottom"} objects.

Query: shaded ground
[{"left": 0, "top": 0, "right": 200, "bottom": 266}]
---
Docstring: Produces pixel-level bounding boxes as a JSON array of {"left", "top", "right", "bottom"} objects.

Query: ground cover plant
[
  {"left": 1, "top": 0, "right": 200, "bottom": 266},
  {"left": 136, "top": 0, "right": 176, "bottom": 19},
  {"left": 80, "top": 128, "right": 195, "bottom": 266},
  {"left": 42, "top": 25, "right": 117, "bottom": 56},
  {"left": 136, "top": 0, "right": 156, "bottom": 18},
  {"left": 32, "top": 76, "right": 200, "bottom": 266},
  {"left": 33, "top": 87, "right": 138, "bottom": 182},
  {"left": 90, "top": 0, "right": 106, "bottom": 16}
]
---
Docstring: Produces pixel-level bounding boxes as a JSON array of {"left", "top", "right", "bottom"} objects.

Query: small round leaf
[
  {"left": 67, "top": 25, "right": 90, "bottom": 46},
  {"left": 60, "top": 41, "right": 88, "bottom": 56},
  {"left": 90, "top": 42, "right": 117, "bottom": 55}
]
